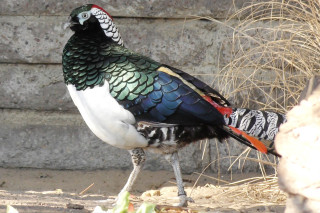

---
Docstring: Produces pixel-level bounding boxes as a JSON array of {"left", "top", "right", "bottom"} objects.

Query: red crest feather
[{"left": 91, "top": 5, "right": 113, "bottom": 20}]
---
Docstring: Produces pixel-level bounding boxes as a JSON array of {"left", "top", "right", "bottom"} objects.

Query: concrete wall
[{"left": 0, "top": 1, "right": 273, "bottom": 174}]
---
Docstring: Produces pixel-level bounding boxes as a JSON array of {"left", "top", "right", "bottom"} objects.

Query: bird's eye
[{"left": 81, "top": 12, "right": 89, "bottom": 19}]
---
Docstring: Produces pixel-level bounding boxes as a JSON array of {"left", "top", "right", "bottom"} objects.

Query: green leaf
[
  {"left": 113, "top": 191, "right": 130, "bottom": 213},
  {"left": 92, "top": 192, "right": 156, "bottom": 213},
  {"left": 136, "top": 203, "right": 156, "bottom": 213},
  {"left": 6, "top": 205, "right": 19, "bottom": 213}
]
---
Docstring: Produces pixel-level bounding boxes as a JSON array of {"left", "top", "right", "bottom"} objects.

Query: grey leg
[
  {"left": 118, "top": 148, "right": 146, "bottom": 196},
  {"left": 165, "top": 152, "right": 194, "bottom": 207}
]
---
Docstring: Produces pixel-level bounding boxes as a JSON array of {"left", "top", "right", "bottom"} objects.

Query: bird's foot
[{"left": 175, "top": 194, "right": 194, "bottom": 207}]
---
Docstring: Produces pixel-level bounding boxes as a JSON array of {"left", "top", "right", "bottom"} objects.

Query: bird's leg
[
  {"left": 165, "top": 152, "right": 194, "bottom": 207},
  {"left": 118, "top": 148, "right": 146, "bottom": 198}
]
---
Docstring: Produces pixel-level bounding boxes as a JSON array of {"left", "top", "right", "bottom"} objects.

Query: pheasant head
[{"left": 64, "top": 4, "right": 123, "bottom": 45}]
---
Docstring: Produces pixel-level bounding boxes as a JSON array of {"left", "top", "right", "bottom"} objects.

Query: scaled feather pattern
[{"left": 62, "top": 4, "right": 286, "bottom": 207}]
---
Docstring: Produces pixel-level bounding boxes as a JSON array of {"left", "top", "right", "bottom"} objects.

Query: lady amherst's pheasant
[{"left": 62, "top": 4, "right": 286, "bottom": 206}]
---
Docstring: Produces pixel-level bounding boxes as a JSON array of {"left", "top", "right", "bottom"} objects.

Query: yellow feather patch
[
  {"left": 157, "top": 66, "right": 233, "bottom": 117},
  {"left": 157, "top": 66, "right": 205, "bottom": 96}
]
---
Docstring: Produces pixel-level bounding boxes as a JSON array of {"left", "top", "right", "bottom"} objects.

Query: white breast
[{"left": 67, "top": 81, "right": 148, "bottom": 150}]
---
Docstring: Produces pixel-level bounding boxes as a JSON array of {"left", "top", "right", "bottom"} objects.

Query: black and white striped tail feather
[
  {"left": 224, "top": 108, "right": 286, "bottom": 141},
  {"left": 136, "top": 108, "right": 286, "bottom": 156},
  {"left": 224, "top": 108, "right": 286, "bottom": 155}
]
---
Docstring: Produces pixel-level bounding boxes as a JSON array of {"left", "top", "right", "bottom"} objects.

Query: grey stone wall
[{"left": 0, "top": 1, "right": 272, "bottom": 174}]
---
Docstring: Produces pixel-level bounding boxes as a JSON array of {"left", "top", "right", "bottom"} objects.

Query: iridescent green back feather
[{"left": 62, "top": 34, "right": 161, "bottom": 101}]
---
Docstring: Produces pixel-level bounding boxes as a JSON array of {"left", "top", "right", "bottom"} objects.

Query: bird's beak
[{"left": 62, "top": 16, "right": 77, "bottom": 30}]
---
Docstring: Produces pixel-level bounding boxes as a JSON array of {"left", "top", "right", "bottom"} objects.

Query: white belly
[{"left": 67, "top": 81, "right": 148, "bottom": 150}]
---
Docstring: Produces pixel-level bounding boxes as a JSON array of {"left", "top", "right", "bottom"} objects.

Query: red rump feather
[
  {"left": 202, "top": 95, "right": 232, "bottom": 117},
  {"left": 228, "top": 126, "right": 267, "bottom": 154},
  {"left": 92, "top": 5, "right": 113, "bottom": 20},
  {"left": 202, "top": 94, "right": 267, "bottom": 154}
]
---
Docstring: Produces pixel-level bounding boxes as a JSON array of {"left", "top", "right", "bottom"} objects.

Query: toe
[{"left": 176, "top": 194, "right": 194, "bottom": 207}]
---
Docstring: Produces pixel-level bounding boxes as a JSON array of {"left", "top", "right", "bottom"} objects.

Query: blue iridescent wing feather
[{"left": 120, "top": 71, "right": 225, "bottom": 126}]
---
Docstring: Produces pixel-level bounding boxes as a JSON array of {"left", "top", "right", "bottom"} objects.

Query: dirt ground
[{"left": 0, "top": 168, "right": 286, "bottom": 212}]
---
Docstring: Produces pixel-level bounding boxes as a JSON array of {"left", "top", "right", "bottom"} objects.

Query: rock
[
  {"left": 276, "top": 81, "right": 320, "bottom": 213},
  {"left": 141, "top": 190, "right": 161, "bottom": 198}
]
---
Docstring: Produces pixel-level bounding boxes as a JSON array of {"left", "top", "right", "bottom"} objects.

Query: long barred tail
[{"left": 224, "top": 108, "right": 287, "bottom": 156}]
